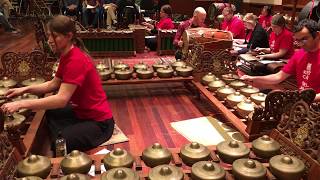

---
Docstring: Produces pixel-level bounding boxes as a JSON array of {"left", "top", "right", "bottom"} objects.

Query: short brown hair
[
  {"left": 161, "top": 5, "right": 172, "bottom": 18},
  {"left": 271, "top": 14, "right": 286, "bottom": 27}
]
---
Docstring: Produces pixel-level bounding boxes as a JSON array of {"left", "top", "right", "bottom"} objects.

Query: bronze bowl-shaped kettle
[
  {"left": 136, "top": 67, "right": 154, "bottom": 79},
  {"left": 4, "top": 113, "right": 26, "bottom": 130},
  {"left": 115, "top": 68, "right": 133, "bottom": 80},
  {"left": 171, "top": 59, "right": 186, "bottom": 70},
  {"left": 101, "top": 167, "right": 140, "bottom": 180},
  {"left": 113, "top": 61, "right": 129, "bottom": 71},
  {"left": 191, "top": 161, "right": 226, "bottom": 180},
  {"left": 17, "top": 154, "right": 51, "bottom": 179},
  {"left": 179, "top": 142, "right": 211, "bottom": 166},
  {"left": 96, "top": 61, "right": 107, "bottom": 71},
  {"left": 98, "top": 67, "right": 113, "bottom": 81},
  {"left": 152, "top": 61, "right": 168, "bottom": 72},
  {"left": 229, "top": 80, "right": 247, "bottom": 90},
  {"left": 148, "top": 164, "right": 184, "bottom": 180},
  {"left": 142, "top": 143, "right": 172, "bottom": 167},
  {"left": 0, "top": 76, "right": 17, "bottom": 88},
  {"left": 0, "top": 84, "right": 8, "bottom": 97},
  {"left": 103, "top": 148, "right": 134, "bottom": 170},
  {"left": 60, "top": 150, "right": 92, "bottom": 175},
  {"left": 59, "top": 173, "right": 91, "bottom": 180},
  {"left": 216, "top": 140, "right": 250, "bottom": 164},
  {"left": 236, "top": 99, "right": 256, "bottom": 118},
  {"left": 226, "top": 92, "right": 246, "bottom": 108},
  {"left": 216, "top": 85, "right": 236, "bottom": 100},
  {"left": 201, "top": 72, "right": 216, "bottom": 85},
  {"left": 232, "top": 159, "right": 267, "bottom": 180},
  {"left": 21, "top": 77, "right": 46, "bottom": 87},
  {"left": 240, "top": 85, "right": 259, "bottom": 97},
  {"left": 250, "top": 93, "right": 267, "bottom": 105},
  {"left": 176, "top": 65, "right": 193, "bottom": 77},
  {"left": 252, "top": 135, "right": 280, "bottom": 159},
  {"left": 269, "top": 155, "right": 305, "bottom": 180},
  {"left": 156, "top": 66, "right": 174, "bottom": 78},
  {"left": 133, "top": 61, "right": 148, "bottom": 72},
  {"left": 221, "top": 73, "right": 239, "bottom": 83},
  {"left": 208, "top": 78, "right": 226, "bottom": 92}
]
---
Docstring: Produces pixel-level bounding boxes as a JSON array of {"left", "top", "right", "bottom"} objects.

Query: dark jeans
[
  {"left": 46, "top": 106, "right": 115, "bottom": 154},
  {"left": 145, "top": 36, "right": 157, "bottom": 51}
]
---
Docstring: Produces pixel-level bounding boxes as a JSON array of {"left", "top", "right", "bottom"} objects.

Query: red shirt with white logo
[
  {"left": 282, "top": 49, "right": 320, "bottom": 92},
  {"left": 55, "top": 46, "right": 113, "bottom": 121},
  {"left": 221, "top": 16, "right": 246, "bottom": 39},
  {"left": 269, "top": 28, "right": 294, "bottom": 59}
]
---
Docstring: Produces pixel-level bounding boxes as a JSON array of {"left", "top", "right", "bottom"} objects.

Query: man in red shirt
[
  {"left": 241, "top": 19, "right": 320, "bottom": 101},
  {"left": 173, "top": 7, "right": 207, "bottom": 48},
  {"left": 256, "top": 14, "right": 294, "bottom": 60},
  {"left": 220, "top": 6, "right": 245, "bottom": 39}
]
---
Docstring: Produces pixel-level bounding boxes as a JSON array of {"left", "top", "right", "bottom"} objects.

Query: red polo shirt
[
  {"left": 282, "top": 49, "right": 320, "bottom": 92},
  {"left": 156, "top": 17, "right": 174, "bottom": 30},
  {"left": 221, "top": 16, "right": 246, "bottom": 39},
  {"left": 269, "top": 28, "right": 294, "bottom": 59},
  {"left": 258, "top": 15, "right": 272, "bottom": 30},
  {"left": 55, "top": 46, "right": 113, "bottom": 121}
]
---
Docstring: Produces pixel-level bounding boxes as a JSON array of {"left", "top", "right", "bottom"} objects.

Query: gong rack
[
  {"left": 42, "top": 128, "right": 319, "bottom": 180},
  {"left": 0, "top": 50, "right": 56, "bottom": 82},
  {"left": 190, "top": 78, "right": 317, "bottom": 141}
]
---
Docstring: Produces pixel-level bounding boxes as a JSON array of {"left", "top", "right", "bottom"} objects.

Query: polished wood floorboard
[{"left": 105, "top": 83, "right": 209, "bottom": 155}]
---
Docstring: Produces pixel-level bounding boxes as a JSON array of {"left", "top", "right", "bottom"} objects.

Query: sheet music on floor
[{"left": 171, "top": 116, "right": 231, "bottom": 146}]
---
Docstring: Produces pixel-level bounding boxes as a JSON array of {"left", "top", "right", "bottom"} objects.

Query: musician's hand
[
  {"left": 5, "top": 87, "right": 28, "bottom": 98},
  {"left": 240, "top": 75, "right": 255, "bottom": 82},
  {"left": 256, "top": 55, "right": 265, "bottom": 60},
  {"left": 178, "top": 41, "right": 183, "bottom": 47},
  {"left": 1, "top": 101, "right": 24, "bottom": 114}
]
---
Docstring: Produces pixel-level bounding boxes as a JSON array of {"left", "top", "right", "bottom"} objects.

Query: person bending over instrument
[
  {"left": 241, "top": 19, "right": 320, "bottom": 102},
  {"left": 173, "top": 7, "right": 207, "bottom": 59},
  {"left": 254, "top": 14, "right": 294, "bottom": 60},
  {"left": 231, "top": 13, "right": 269, "bottom": 55},
  {"left": 1, "top": 15, "right": 115, "bottom": 153}
]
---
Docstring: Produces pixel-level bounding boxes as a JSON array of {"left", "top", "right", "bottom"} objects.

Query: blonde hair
[{"left": 243, "top": 13, "right": 257, "bottom": 25}]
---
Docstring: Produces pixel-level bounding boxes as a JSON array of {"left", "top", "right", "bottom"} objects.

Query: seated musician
[
  {"left": 258, "top": 5, "right": 272, "bottom": 32},
  {"left": 1, "top": 15, "right": 115, "bottom": 153},
  {"left": 241, "top": 19, "right": 320, "bottom": 101},
  {"left": 255, "top": 14, "right": 294, "bottom": 60},
  {"left": 103, "top": 0, "right": 118, "bottom": 29},
  {"left": 231, "top": 13, "right": 269, "bottom": 55},
  {"left": 63, "top": 0, "right": 80, "bottom": 17},
  {"left": 142, "top": 4, "right": 174, "bottom": 51},
  {"left": 0, "top": 0, "right": 13, "bottom": 20},
  {"left": 116, "top": 0, "right": 139, "bottom": 24},
  {"left": 82, "top": 0, "right": 101, "bottom": 28},
  {"left": 173, "top": 7, "right": 207, "bottom": 59},
  {"left": 220, "top": 6, "right": 245, "bottom": 39}
]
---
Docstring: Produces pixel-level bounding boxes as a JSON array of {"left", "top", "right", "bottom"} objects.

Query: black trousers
[{"left": 46, "top": 106, "right": 114, "bottom": 154}]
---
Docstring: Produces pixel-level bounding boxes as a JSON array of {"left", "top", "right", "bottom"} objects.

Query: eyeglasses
[{"left": 294, "top": 37, "right": 309, "bottom": 45}]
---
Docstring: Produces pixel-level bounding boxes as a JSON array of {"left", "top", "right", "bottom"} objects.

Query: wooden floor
[{"left": 1, "top": 21, "right": 223, "bottom": 156}]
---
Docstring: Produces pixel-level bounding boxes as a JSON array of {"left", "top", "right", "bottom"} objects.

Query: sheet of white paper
[
  {"left": 171, "top": 117, "right": 226, "bottom": 146},
  {"left": 94, "top": 148, "right": 110, "bottom": 155},
  {"left": 259, "top": 60, "right": 283, "bottom": 64},
  {"left": 88, "top": 164, "right": 106, "bottom": 176}
]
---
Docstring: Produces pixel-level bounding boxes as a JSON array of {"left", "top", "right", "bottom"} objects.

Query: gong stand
[
  {"left": 0, "top": 50, "right": 54, "bottom": 82},
  {"left": 184, "top": 44, "right": 236, "bottom": 81},
  {"left": 246, "top": 88, "right": 316, "bottom": 140},
  {"left": 0, "top": 110, "right": 23, "bottom": 179},
  {"left": 276, "top": 100, "right": 320, "bottom": 164}
]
